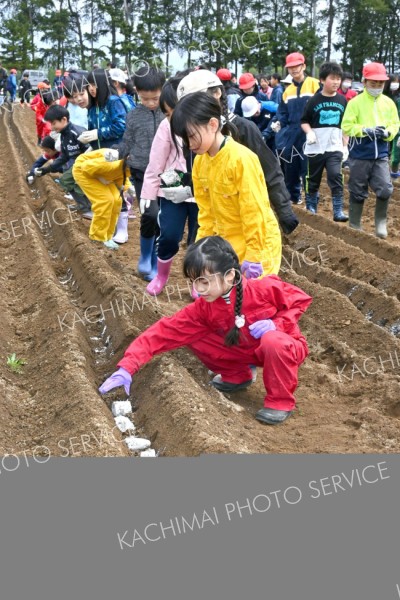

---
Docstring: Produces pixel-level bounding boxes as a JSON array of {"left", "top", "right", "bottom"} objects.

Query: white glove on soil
[
  {"left": 78, "top": 129, "right": 98, "bottom": 143},
  {"left": 139, "top": 198, "right": 152, "bottom": 214},
  {"left": 271, "top": 121, "right": 281, "bottom": 133},
  {"left": 104, "top": 148, "right": 120, "bottom": 162},
  {"left": 162, "top": 186, "right": 193, "bottom": 203},
  {"left": 306, "top": 130, "right": 317, "bottom": 144}
]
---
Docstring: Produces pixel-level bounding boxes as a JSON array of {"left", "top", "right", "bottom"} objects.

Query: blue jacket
[
  {"left": 270, "top": 84, "right": 283, "bottom": 105},
  {"left": 120, "top": 93, "right": 136, "bottom": 113},
  {"left": 275, "top": 76, "right": 320, "bottom": 156},
  {"left": 88, "top": 95, "right": 127, "bottom": 148},
  {"left": 6, "top": 74, "right": 17, "bottom": 92}
]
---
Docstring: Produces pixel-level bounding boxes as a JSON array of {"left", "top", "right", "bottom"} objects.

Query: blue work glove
[
  {"left": 99, "top": 367, "right": 132, "bottom": 395},
  {"left": 374, "top": 125, "right": 390, "bottom": 140},
  {"left": 362, "top": 127, "right": 376, "bottom": 139},
  {"left": 249, "top": 319, "right": 276, "bottom": 339},
  {"left": 241, "top": 261, "right": 263, "bottom": 279}
]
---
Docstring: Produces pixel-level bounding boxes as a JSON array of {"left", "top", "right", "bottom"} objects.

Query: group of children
[
  {"left": 230, "top": 55, "right": 400, "bottom": 240},
  {"left": 21, "top": 56, "right": 399, "bottom": 428}
]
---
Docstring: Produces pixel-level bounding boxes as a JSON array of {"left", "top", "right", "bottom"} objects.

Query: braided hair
[{"left": 183, "top": 236, "right": 244, "bottom": 347}]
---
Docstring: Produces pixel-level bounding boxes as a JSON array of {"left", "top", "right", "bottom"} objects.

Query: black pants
[
  {"left": 306, "top": 151, "right": 343, "bottom": 196},
  {"left": 130, "top": 168, "right": 160, "bottom": 239}
]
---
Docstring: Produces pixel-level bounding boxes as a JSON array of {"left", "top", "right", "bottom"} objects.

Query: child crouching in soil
[
  {"left": 99, "top": 236, "right": 312, "bottom": 425},
  {"left": 72, "top": 148, "right": 131, "bottom": 249}
]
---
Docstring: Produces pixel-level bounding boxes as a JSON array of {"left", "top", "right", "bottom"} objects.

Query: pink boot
[{"left": 146, "top": 257, "right": 173, "bottom": 296}]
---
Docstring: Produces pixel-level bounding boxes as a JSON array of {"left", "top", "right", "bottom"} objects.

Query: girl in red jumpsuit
[{"left": 99, "top": 236, "right": 312, "bottom": 425}]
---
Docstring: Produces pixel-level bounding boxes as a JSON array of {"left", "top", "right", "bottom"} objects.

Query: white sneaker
[
  {"left": 81, "top": 211, "right": 93, "bottom": 220},
  {"left": 112, "top": 211, "right": 129, "bottom": 243},
  {"left": 104, "top": 239, "right": 119, "bottom": 250}
]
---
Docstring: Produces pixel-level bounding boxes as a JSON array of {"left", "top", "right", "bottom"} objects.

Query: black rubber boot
[
  {"left": 375, "top": 198, "right": 389, "bottom": 239},
  {"left": 349, "top": 201, "right": 364, "bottom": 230}
]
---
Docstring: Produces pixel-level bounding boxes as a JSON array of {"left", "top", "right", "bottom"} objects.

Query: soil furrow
[{"left": 0, "top": 105, "right": 399, "bottom": 456}]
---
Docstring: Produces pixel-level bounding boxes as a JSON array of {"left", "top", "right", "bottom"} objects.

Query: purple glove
[
  {"left": 241, "top": 261, "right": 263, "bottom": 279},
  {"left": 98, "top": 367, "right": 132, "bottom": 395},
  {"left": 249, "top": 319, "right": 276, "bottom": 339}
]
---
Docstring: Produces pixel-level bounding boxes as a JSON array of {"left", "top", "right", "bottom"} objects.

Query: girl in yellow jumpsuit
[
  {"left": 171, "top": 92, "right": 282, "bottom": 277},
  {"left": 73, "top": 149, "right": 130, "bottom": 249}
]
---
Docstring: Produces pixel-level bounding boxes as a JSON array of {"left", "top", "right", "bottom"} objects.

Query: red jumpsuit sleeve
[
  {"left": 264, "top": 275, "right": 312, "bottom": 337},
  {"left": 117, "top": 301, "right": 211, "bottom": 375}
]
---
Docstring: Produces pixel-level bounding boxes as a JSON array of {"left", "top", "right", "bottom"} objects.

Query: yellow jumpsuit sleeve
[
  {"left": 234, "top": 156, "right": 269, "bottom": 262},
  {"left": 193, "top": 155, "right": 215, "bottom": 240}
]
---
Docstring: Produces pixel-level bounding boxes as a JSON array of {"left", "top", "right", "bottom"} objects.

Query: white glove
[
  {"left": 139, "top": 198, "right": 152, "bottom": 214},
  {"left": 34, "top": 168, "right": 43, "bottom": 176},
  {"left": 271, "top": 121, "right": 281, "bottom": 133},
  {"left": 397, "top": 137, "right": 400, "bottom": 148},
  {"left": 306, "top": 130, "right": 317, "bottom": 144},
  {"left": 78, "top": 129, "right": 98, "bottom": 143},
  {"left": 125, "top": 186, "right": 136, "bottom": 200},
  {"left": 27, "top": 175, "right": 34, "bottom": 184},
  {"left": 104, "top": 148, "right": 120, "bottom": 162},
  {"left": 342, "top": 146, "right": 349, "bottom": 162},
  {"left": 162, "top": 186, "right": 193, "bottom": 203}
]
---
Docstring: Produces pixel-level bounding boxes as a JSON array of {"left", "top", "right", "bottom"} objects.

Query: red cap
[
  {"left": 285, "top": 52, "right": 305, "bottom": 68},
  {"left": 239, "top": 73, "right": 257, "bottom": 90},
  {"left": 362, "top": 62, "right": 389, "bottom": 81},
  {"left": 216, "top": 68, "right": 232, "bottom": 81}
]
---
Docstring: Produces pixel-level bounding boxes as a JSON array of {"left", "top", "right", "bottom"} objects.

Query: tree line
[{"left": 1, "top": 0, "right": 399, "bottom": 78}]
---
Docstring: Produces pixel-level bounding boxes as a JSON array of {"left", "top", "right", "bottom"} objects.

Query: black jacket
[
  {"left": 48, "top": 122, "right": 89, "bottom": 173},
  {"left": 19, "top": 78, "right": 31, "bottom": 99},
  {"left": 229, "top": 113, "right": 299, "bottom": 234}
]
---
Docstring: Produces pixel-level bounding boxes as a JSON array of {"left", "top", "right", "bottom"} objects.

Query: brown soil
[{"left": 1, "top": 103, "right": 400, "bottom": 456}]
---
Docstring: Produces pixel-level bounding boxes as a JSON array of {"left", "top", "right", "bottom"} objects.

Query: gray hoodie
[{"left": 116, "top": 104, "right": 165, "bottom": 172}]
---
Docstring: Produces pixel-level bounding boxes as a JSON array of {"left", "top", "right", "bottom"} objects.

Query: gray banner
[{"left": 0, "top": 455, "right": 399, "bottom": 600}]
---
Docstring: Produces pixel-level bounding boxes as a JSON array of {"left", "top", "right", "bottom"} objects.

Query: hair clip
[
  {"left": 220, "top": 115, "right": 226, "bottom": 126},
  {"left": 235, "top": 314, "right": 245, "bottom": 328}
]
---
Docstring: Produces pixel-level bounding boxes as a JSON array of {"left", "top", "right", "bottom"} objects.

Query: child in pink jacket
[{"left": 140, "top": 80, "right": 198, "bottom": 295}]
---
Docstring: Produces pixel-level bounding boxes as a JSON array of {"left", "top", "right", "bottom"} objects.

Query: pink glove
[
  {"left": 98, "top": 367, "right": 132, "bottom": 395},
  {"left": 241, "top": 261, "right": 263, "bottom": 279},
  {"left": 249, "top": 319, "right": 276, "bottom": 339}
]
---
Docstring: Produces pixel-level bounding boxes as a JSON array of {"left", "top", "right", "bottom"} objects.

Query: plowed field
[{"left": 1, "top": 103, "right": 399, "bottom": 456}]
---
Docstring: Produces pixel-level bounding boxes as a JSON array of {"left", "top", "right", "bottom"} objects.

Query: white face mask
[
  {"left": 341, "top": 80, "right": 352, "bottom": 89},
  {"left": 366, "top": 86, "right": 383, "bottom": 97},
  {"left": 390, "top": 82, "right": 400, "bottom": 91}
]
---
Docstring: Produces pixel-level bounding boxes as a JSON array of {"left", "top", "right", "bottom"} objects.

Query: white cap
[
  {"left": 241, "top": 96, "right": 260, "bottom": 118},
  {"left": 281, "top": 74, "right": 293, "bottom": 84},
  {"left": 109, "top": 68, "right": 128, "bottom": 84},
  {"left": 177, "top": 70, "right": 222, "bottom": 100}
]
